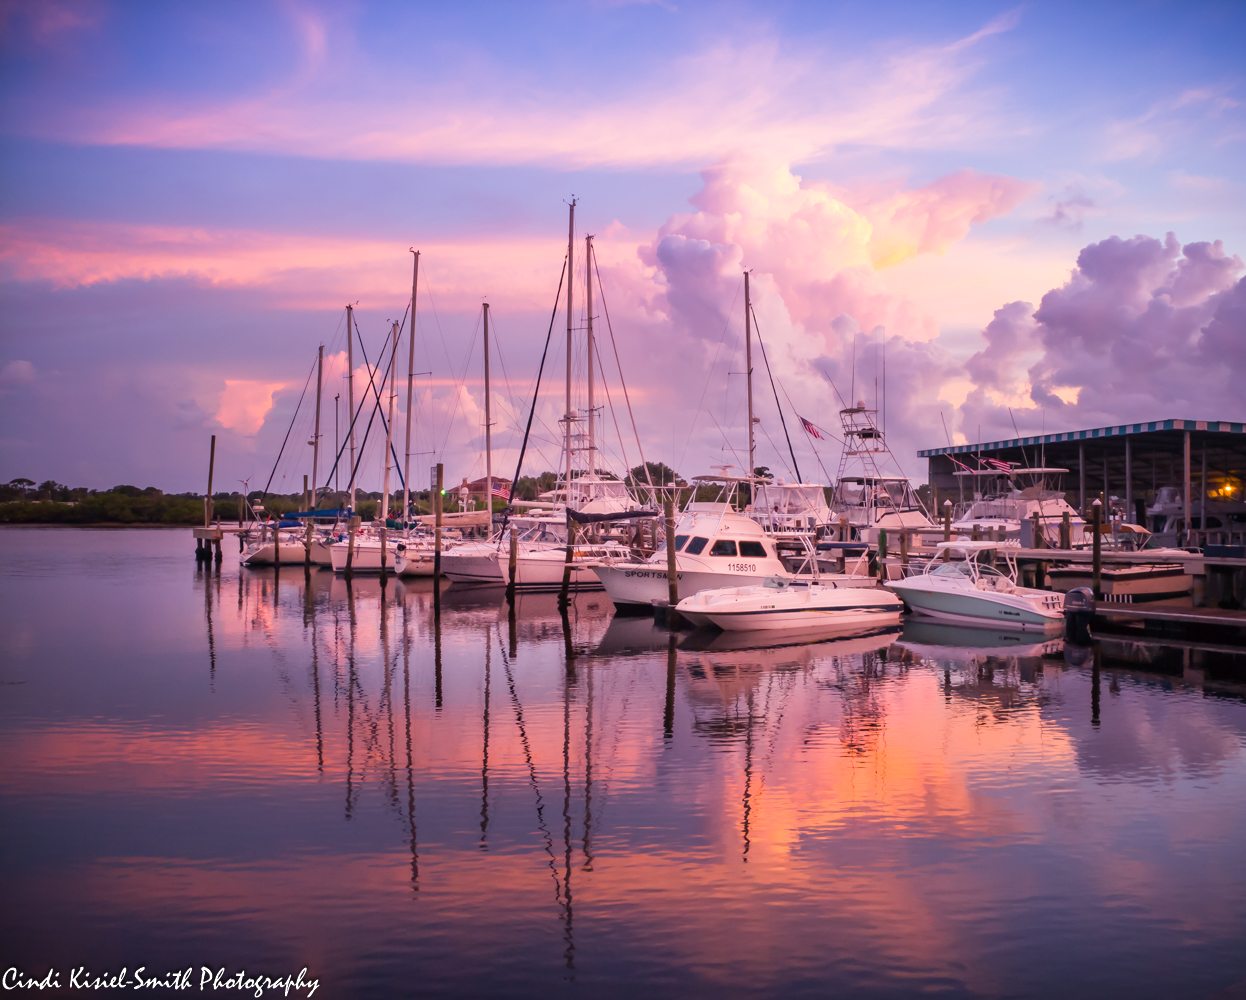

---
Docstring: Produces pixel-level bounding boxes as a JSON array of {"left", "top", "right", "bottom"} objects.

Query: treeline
[{"left": 0, "top": 461, "right": 761, "bottom": 526}]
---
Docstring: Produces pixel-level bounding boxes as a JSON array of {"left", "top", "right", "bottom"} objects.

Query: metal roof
[{"left": 919, "top": 419, "right": 1246, "bottom": 457}]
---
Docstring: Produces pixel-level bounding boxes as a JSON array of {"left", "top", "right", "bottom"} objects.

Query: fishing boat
[
  {"left": 592, "top": 493, "right": 874, "bottom": 609},
  {"left": 884, "top": 540, "right": 1064, "bottom": 631},
  {"left": 828, "top": 401, "right": 937, "bottom": 544},
  {"left": 675, "top": 576, "right": 903, "bottom": 633},
  {"left": 950, "top": 464, "right": 1087, "bottom": 545}
]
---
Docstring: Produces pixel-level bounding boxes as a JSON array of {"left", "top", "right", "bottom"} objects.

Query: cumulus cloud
[
  {"left": 958, "top": 233, "right": 1245, "bottom": 441},
  {"left": 215, "top": 379, "right": 289, "bottom": 435},
  {"left": 619, "top": 157, "right": 1025, "bottom": 479}
]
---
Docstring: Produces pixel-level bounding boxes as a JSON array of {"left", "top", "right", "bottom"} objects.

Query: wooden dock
[{"left": 1087, "top": 600, "right": 1246, "bottom": 643}]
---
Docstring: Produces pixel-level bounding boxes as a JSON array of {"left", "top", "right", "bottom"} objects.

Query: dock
[{"left": 1081, "top": 600, "right": 1246, "bottom": 644}]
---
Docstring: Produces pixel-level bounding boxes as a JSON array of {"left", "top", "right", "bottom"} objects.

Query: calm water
[{"left": 2, "top": 527, "right": 1245, "bottom": 999}]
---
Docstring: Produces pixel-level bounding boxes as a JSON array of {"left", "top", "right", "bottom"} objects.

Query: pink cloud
[
  {"left": 10, "top": 17, "right": 1020, "bottom": 171},
  {"left": 0, "top": 219, "right": 603, "bottom": 313},
  {"left": 215, "top": 378, "right": 289, "bottom": 435}
]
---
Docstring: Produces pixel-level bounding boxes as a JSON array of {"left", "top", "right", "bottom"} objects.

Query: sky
[{"left": 1, "top": 0, "right": 1244, "bottom": 495}]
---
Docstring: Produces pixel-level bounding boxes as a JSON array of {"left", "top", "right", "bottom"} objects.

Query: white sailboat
[{"left": 441, "top": 204, "right": 652, "bottom": 590}]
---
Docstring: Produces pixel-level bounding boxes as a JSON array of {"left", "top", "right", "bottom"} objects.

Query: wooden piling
[
  {"left": 433, "top": 463, "right": 444, "bottom": 580},
  {"left": 1061, "top": 511, "right": 1071, "bottom": 549},
  {"left": 1091, "top": 500, "right": 1103, "bottom": 598},
  {"left": 559, "top": 509, "right": 574, "bottom": 606},
  {"left": 877, "top": 528, "right": 888, "bottom": 582},
  {"left": 303, "top": 474, "right": 312, "bottom": 568},
  {"left": 942, "top": 500, "right": 952, "bottom": 541},
  {"left": 664, "top": 496, "right": 679, "bottom": 610},
  {"left": 507, "top": 529, "right": 518, "bottom": 603}
]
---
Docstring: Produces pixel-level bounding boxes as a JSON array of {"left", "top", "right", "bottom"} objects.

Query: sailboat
[
  {"left": 441, "top": 203, "right": 652, "bottom": 590},
  {"left": 242, "top": 344, "right": 337, "bottom": 567}
]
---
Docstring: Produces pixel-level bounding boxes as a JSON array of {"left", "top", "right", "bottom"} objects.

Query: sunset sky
[{"left": 1, "top": 0, "right": 1243, "bottom": 495}]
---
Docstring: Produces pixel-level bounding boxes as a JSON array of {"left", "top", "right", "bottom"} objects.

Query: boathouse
[{"left": 920, "top": 418, "right": 1246, "bottom": 547}]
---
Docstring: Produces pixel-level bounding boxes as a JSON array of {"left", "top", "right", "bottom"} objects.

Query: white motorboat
[
  {"left": 884, "top": 540, "right": 1064, "bottom": 631},
  {"left": 950, "top": 465, "right": 1087, "bottom": 545},
  {"left": 675, "top": 576, "right": 903, "bottom": 632},
  {"left": 592, "top": 501, "right": 875, "bottom": 609},
  {"left": 828, "top": 402, "right": 937, "bottom": 544}
]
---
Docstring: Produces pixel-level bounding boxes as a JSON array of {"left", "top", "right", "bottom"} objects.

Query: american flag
[
  {"left": 983, "top": 457, "right": 1013, "bottom": 472},
  {"left": 799, "top": 416, "right": 824, "bottom": 440},
  {"left": 491, "top": 484, "right": 511, "bottom": 501}
]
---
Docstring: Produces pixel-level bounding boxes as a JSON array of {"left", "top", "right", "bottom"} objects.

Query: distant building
[
  {"left": 454, "top": 476, "right": 513, "bottom": 509},
  {"left": 919, "top": 418, "right": 1245, "bottom": 545}
]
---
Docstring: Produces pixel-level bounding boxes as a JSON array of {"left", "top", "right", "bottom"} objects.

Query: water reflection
[{"left": 2, "top": 529, "right": 1245, "bottom": 998}]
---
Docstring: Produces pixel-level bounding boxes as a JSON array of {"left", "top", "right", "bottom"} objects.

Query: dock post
[
  {"left": 1061, "top": 511, "right": 1071, "bottom": 549},
  {"left": 971, "top": 524, "right": 981, "bottom": 542},
  {"left": 345, "top": 514, "right": 358, "bottom": 578},
  {"left": 204, "top": 434, "right": 216, "bottom": 529},
  {"left": 877, "top": 529, "right": 888, "bottom": 582},
  {"left": 506, "top": 529, "right": 518, "bottom": 604},
  {"left": 1091, "top": 499, "right": 1103, "bottom": 598},
  {"left": 942, "top": 500, "right": 951, "bottom": 541},
  {"left": 664, "top": 496, "right": 679, "bottom": 612},
  {"left": 433, "top": 463, "right": 444, "bottom": 581},
  {"left": 900, "top": 529, "right": 909, "bottom": 569},
  {"left": 559, "top": 509, "right": 573, "bottom": 607},
  {"left": 303, "top": 474, "right": 312, "bottom": 569}
]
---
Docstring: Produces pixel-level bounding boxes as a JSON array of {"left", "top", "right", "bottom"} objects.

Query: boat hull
[
  {"left": 329, "top": 539, "right": 401, "bottom": 574},
  {"left": 677, "top": 584, "right": 903, "bottom": 632},
  {"left": 885, "top": 579, "right": 1064, "bottom": 631},
  {"left": 1044, "top": 563, "right": 1191, "bottom": 602},
  {"left": 595, "top": 564, "right": 876, "bottom": 608},
  {"left": 242, "top": 538, "right": 332, "bottom": 567},
  {"left": 442, "top": 544, "right": 608, "bottom": 591}
]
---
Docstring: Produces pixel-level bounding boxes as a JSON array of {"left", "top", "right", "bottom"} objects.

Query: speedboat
[
  {"left": 884, "top": 540, "right": 1064, "bottom": 631},
  {"left": 675, "top": 577, "right": 903, "bottom": 632}
]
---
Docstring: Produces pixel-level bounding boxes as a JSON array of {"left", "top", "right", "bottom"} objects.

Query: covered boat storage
[{"left": 919, "top": 419, "right": 1246, "bottom": 548}]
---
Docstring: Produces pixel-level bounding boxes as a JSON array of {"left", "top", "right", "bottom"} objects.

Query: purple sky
[{"left": 1, "top": 0, "right": 1244, "bottom": 494}]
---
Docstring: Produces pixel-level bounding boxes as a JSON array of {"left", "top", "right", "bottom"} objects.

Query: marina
[{"left": 3, "top": 526, "right": 1246, "bottom": 998}]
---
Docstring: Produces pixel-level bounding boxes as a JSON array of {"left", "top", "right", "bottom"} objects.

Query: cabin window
[
  {"left": 673, "top": 534, "right": 690, "bottom": 551},
  {"left": 739, "top": 541, "right": 766, "bottom": 558},
  {"left": 709, "top": 539, "right": 738, "bottom": 557},
  {"left": 684, "top": 536, "right": 709, "bottom": 555}
]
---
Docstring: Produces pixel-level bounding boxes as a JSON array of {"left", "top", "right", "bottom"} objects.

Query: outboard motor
[{"left": 1064, "top": 586, "right": 1095, "bottom": 645}]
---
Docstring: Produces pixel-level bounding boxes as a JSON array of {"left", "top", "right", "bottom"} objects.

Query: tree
[{"left": 626, "top": 461, "right": 684, "bottom": 490}]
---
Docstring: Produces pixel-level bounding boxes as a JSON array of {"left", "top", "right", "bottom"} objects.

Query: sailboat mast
[
  {"left": 312, "top": 344, "right": 323, "bottom": 508},
  {"left": 585, "top": 234, "right": 595, "bottom": 477},
  {"left": 744, "top": 270, "right": 756, "bottom": 478},
  {"left": 346, "top": 303, "right": 358, "bottom": 512},
  {"left": 483, "top": 301, "right": 493, "bottom": 524},
  {"left": 402, "top": 251, "right": 419, "bottom": 528},
  {"left": 564, "top": 198, "right": 575, "bottom": 497},
  {"left": 380, "top": 322, "right": 399, "bottom": 536}
]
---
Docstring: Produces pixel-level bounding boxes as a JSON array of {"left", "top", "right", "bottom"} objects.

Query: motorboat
[
  {"left": 675, "top": 576, "right": 903, "bottom": 632},
  {"left": 884, "top": 540, "right": 1065, "bottom": 631},
  {"left": 1044, "top": 523, "right": 1194, "bottom": 602},
  {"left": 950, "top": 465, "right": 1087, "bottom": 545},
  {"left": 592, "top": 500, "right": 875, "bottom": 609},
  {"left": 828, "top": 402, "right": 938, "bottom": 544}
]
